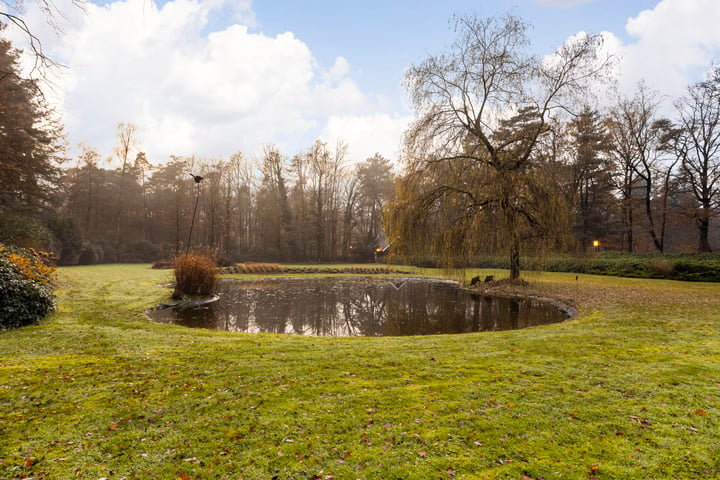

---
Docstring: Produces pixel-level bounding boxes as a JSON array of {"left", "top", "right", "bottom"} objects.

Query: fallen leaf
[
  {"left": 629, "top": 415, "right": 650, "bottom": 425},
  {"left": 418, "top": 450, "right": 428, "bottom": 458}
]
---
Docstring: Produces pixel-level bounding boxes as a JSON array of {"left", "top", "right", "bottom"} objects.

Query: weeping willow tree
[
  {"left": 389, "top": 115, "right": 574, "bottom": 273},
  {"left": 393, "top": 13, "right": 610, "bottom": 279}
]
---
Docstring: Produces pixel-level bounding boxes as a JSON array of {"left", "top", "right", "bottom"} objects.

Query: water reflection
[{"left": 149, "top": 277, "right": 569, "bottom": 337}]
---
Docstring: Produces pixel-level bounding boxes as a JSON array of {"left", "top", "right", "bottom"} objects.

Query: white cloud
[
  {"left": 11, "top": 0, "right": 716, "bottom": 169},
  {"left": 606, "top": 0, "right": 720, "bottom": 100},
  {"left": 2, "top": 0, "right": 393, "bottom": 165},
  {"left": 320, "top": 113, "right": 412, "bottom": 166}
]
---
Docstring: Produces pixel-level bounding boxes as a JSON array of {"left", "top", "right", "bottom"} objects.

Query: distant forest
[{"left": 50, "top": 137, "right": 396, "bottom": 265}]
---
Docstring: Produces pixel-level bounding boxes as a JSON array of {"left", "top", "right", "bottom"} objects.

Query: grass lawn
[{"left": 1, "top": 264, "right": 719, "bottom": 479}]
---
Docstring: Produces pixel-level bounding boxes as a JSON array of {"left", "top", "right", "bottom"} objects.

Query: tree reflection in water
[{"left": 149, "top": 278, "right": 569, "bottom": 336}]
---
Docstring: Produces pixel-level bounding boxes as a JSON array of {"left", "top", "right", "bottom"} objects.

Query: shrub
[
  {"left": 77, "top": 241, "right": 100, "bottom": 265},
  {"left": 671, "top": 260, "right": 720, "bottom": 282},
  {"left": 214, "top": 254, "right": 233, "bottom": 267},
  {"left": 122, "top": 240, "right": 161, "bottom": 263},
  {"left": 396, "top": 252, "right": 720, "bottom": 282},
  {"left": 0, "top": 212, "right": 55, "bottom": 251},
  {"left": 231, "top": 262, "right": 284, "bottom": 274},
  {"left": 0, "top": 243, "right": 56, "bottom": 330},
  {"left": 172, "top": 252, "right": 218, "bottom": 299},
  {"left": 46, "top": 215, "right": 83, "bottom": 265},
  {"left": 649, "top": 258, "right": 674, "bottom": 278},
  {"left": 152, "top": 261, "right": 173, "bottom": 269}
]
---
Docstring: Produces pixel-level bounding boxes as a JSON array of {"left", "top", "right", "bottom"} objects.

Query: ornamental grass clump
[
  {"left": 0, "top": 243, "right": 56, "bottom": 330},
  {"left": 172, "top": 252, "right": 218, "bottom": 299}
]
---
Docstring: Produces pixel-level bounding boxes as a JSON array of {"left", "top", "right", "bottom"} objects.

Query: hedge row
[
  {"left": 397, "top": 252, "right": 720, "bottom": 282},
  {"left": 540, "top": 252, "right": 720, "bottom": 282}
]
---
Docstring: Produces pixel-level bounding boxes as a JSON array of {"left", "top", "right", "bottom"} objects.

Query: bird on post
[{"left": 190, "top": 173, "right": 203, "bottom": 183}]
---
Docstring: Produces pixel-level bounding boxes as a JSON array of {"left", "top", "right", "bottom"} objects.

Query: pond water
[{"left": 149, "top": 277, "right": 570, "bottom": 337}]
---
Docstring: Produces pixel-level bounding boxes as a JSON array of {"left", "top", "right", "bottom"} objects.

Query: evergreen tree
[{"left": 0, "top": 33, "right": 64, "bottom": 209}]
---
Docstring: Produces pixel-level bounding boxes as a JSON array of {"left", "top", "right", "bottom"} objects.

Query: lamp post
[
  {"left": 186, "top": 174, "right": 204, "bottom": 254},
  {"left": 593, "top": 240, "right": 600, "bottom": 253}
]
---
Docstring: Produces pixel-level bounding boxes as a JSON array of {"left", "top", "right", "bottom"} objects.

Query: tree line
[
  {"left": 53, "top": 133, "right": 394, "bottom": 264},
  {"left": 388, "top": 14, "right": 719, "bottom": 277},
  {"left": 1, "top": 14, "right": 718, "bottom": 270}
]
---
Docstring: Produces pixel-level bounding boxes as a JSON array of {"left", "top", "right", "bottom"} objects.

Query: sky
[{"left": 2, "top": 0, "right": 720, "bottom": 167}]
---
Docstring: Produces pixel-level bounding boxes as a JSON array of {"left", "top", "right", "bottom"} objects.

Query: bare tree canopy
[
  {"left": 673, "top": 66, "right": 720, "bottom": 252},
  {"left": 398, "top": 12, "right": 610, "bottom": 279},
  {"left": 1, "top": 0, "right": 85, "bottom": 77},
  {"left": 404, "top": 14, "right": 609, "bottom": 163}
]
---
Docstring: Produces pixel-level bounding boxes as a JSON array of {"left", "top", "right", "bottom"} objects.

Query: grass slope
[{"left": 1, "top": 265, "right": 719, "bottom": 479}]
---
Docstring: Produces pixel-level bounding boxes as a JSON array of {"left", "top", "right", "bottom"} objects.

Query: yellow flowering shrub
[
  {"left": 5, "top": 248, "right": 56, "bottom": 285},
  {"left": 0, "top": 243, "right": 56, "bottom": 329}
]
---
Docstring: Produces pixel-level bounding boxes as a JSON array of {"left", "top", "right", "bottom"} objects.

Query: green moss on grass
[{"left": 1, "top": 265, "right": 719, "bottom": 479}]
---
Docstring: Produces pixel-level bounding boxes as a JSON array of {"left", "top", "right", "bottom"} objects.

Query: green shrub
[
  {"left": 396, "top": 252, "right": 720, "bottom": 282},
  {"left": 649, "top": 258, "right": 674, "bottom": 278},
  {"left": 77, "top": 241, "right": 100, "bottom": 265},
  {"left": 122, "top": 240, "right": 161, "bottom": 263},
  {"left": 172, "top": 252, "right": 218, "bottom": 299},
  {"left": 45, "top": 215, "right": 83, "bottom": 265},
  {"left": 0, "top": 244, "right": 56, "bottom": 330},
  {"left": 671, "top": 261, "right": 720, "bottom": 282},
  {"left": 0, "top": 212, "right": 55, "bottom": 251}
]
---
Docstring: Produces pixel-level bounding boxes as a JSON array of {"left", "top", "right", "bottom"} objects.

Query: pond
[{"left": 149, "top": 277, "right": 571, "bottom": 337}]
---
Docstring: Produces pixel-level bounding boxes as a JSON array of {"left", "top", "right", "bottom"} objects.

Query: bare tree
[
  {"left": 1, "top": 0, "right": 85, "bottom": 79},
  {"left": 304, "top": 140, "right": 348, "bottom": 260},
  {"left": 227, "top": 151, "right": 255, "bottom": 254},
  {"left": 78, "top": 145, "right": 101, "bottom": 238},
  {"left": 112, "top": 122, "right": 138, "bottom": 261},
  {"left": 256, "top": 144, "right": 292, "bottom": 259},
  {"left": 607, "top": 85, "right": 679, "bottom": 253},
  {"left": 673, "top": 67, "right": 720, "bottom": 252},
  {"left": 401, "top": 13, "right": 609, "bottom": 279},
  {"left": 134, "top": 151, "right": 152, "bottom": 242},
  {"left": 606, "top": 104, "right": 640, "bottom": 252},
  {"left": 289, "top": 152, "right": 311, "bottom": 258},
  {"left": 340, "top": 175, "right": 359, "bottom": 260}
]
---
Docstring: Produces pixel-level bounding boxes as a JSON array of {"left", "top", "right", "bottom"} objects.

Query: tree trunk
[
  {"left": 697, "top": 206, "right": 712, "bottom": 252},
  {"left": 623, "top": 189, "right": 633, "bottom": 252},
  {"left": 509, "top": 234, "right": 521, "bottom": 280}
]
